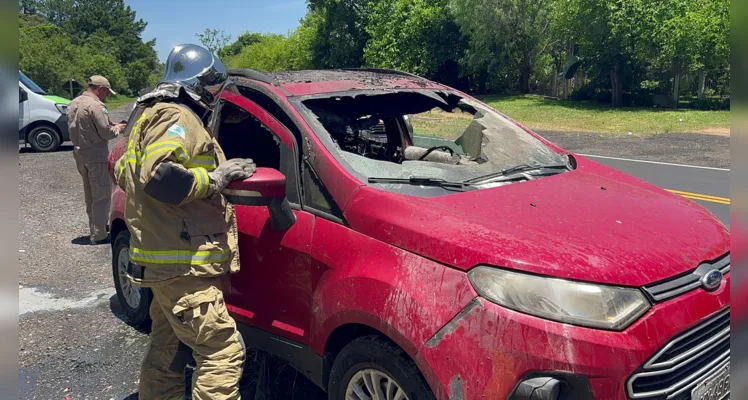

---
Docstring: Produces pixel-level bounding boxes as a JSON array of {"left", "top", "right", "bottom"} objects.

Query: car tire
[
  {"left": 328, "top": 335, "right": 435, "bottom": 400},
  {"left": 112, "top": 230, "right": 152, "bottom": 330},
  {"left": 27, "top": 125, "right": 61, "bottom": 152}
]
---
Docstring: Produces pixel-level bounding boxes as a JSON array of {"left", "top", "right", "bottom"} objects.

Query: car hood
[{"left": 343, "top": 157, "right": 729, "bottom": 287}]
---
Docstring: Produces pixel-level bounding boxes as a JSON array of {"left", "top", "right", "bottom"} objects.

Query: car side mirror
[
  {"left": 19, "top": 88, "right": 27, "bottom": 103},
  {"left": 223, "top": 168, "right": 297, "bottom": 231}
]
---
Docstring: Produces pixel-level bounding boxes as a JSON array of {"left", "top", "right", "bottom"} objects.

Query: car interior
[
  {"left": 216, "top": 102, "right": 282, "bottom": 171},
  {"left": 304, "top": 91, "right": 483, "bottom": 167}
]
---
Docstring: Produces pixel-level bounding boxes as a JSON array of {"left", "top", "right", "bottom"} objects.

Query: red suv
[{"left": 108, "top": 69, "right": 730, "bottom": 400}]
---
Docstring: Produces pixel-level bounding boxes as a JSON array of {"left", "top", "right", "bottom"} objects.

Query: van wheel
[
  {"left": 28, "top": 125, "right": 61, "bottom": 152},
  {"left": 328, "top": 335, "right": 435, "bottom": 400},
  {"left": 112, "top": 230, "right": 152, "bottom": 330}
]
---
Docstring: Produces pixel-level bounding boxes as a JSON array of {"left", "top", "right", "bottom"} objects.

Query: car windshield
[
  {"left": 298, "top": 90, "right": 567, "bottom": 189},
  {"left": 19, "top": 71, "right": 46, "bottom": 95}
]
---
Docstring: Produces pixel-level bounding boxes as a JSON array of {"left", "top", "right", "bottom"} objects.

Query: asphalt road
[
  {"left": 538, "top": 130, "right": 730, "bottom": 227},
  {"left": 18, "top": 129, "right": 729, "bottom": 399},
  {"left": 579, "top": 154, "right": 730, "bottom": 227}
]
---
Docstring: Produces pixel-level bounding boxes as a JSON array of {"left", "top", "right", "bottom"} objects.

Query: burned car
[{"left": 109, "top": 68, "right": 730, "bottom": 400}]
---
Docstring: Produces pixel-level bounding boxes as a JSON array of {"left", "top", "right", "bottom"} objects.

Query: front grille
[
  {"left": 643, "top": 253, "right": 730, "bottom": 303},
  {"left": 627, "top": 308, "right": 730, "bottom": 399}
]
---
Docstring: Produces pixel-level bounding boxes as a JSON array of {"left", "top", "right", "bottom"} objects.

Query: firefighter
[
  {"left": 68, "top": 75, "right": 125, "bottom": 245},
  {"left": 113, "top": 44, "right": 255, "bottom": 400}
]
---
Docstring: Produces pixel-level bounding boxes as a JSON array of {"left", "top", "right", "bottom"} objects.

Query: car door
[{"left": 217, "top": 92, "right": 317, "bottom": 346}]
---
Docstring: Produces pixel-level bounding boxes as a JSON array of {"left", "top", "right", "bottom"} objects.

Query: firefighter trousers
[{"left": 138, "top": 276, "right": 246, "bottom": 400}]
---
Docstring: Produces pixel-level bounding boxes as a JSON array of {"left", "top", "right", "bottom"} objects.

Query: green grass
[
  {"left": 104, "top": 95, "right": 135, "bottom": 110},
  {"left": 479, "top": 95, "right": 730, "bottom": 135},
  {"left": 409, "top": 108, "right": 474, "bottom": 139}
]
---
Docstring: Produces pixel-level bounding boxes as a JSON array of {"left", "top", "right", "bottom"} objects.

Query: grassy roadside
[
  {"left": 104, "top": 95, "right": 136, "bottom": 110},
  {"left": 480, "top": 95, "right": 730, "bottom": 135}
]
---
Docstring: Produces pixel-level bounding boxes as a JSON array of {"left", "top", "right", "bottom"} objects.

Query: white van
[{"left": 18, "top": 71, "right": 71, "bottom": 152}]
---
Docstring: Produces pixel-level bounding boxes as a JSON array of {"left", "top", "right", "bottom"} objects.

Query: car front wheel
[
  {"left": 112, "top": 230, "right": 152, "bottom": 330},
  {"left": 328, "top": 335, "right": 435, "bottom": 400},
  {"left": 27, "top": 125, "right": 61, "bottom": 152}
]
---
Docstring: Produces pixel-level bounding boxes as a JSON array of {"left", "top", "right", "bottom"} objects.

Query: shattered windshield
[{"left": 298, "top": 90, "right": 568, "bottom": 191}]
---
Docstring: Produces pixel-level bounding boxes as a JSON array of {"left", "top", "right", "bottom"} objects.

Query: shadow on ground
[
  {"left": 110, "top": 296, "right": 325, "bottom": 400},
  {"left": 119, "top": 351, "right": 325, "bottom": 400},
  {"left": 71, "top": 235, "right": 91, "bottom": 245},
  {"left": 109, "top": 295, "right": 152, "bottom": 334}
]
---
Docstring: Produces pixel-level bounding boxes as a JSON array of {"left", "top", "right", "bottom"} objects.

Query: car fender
[{"left": 308, "top": 218, "right": 477, "bottom": 389}]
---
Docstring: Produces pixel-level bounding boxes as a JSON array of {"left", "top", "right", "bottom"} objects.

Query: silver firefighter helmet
[{"left": 158, "top": 43, "right": 229, "bottom": 110}]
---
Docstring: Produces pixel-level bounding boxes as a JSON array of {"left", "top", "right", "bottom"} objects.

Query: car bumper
[
  {"left": 416, "top": 274, "right": 730, "bottom": 400},
  {"left": 55, "top": 114, "right": 69, "bottom": 141}
]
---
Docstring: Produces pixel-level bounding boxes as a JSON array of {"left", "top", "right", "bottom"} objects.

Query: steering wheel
[{"left": 418, "top": 145, "right": 455, "bottom": 160}]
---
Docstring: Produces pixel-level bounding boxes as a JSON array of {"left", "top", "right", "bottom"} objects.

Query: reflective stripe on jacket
[{"left": 114, "top": 102, "right": 239, "bottom": 286}]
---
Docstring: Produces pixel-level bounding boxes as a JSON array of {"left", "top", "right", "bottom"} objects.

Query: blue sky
[{"left": 125, "top": 0, "right": 308, "bottom": 61}]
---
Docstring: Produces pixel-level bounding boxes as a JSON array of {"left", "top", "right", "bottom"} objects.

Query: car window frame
[
  {"left": 217, "top": 92, "right": 302, "bottom": 206},
  {"left": 226, "top": 81, "right": 347, "bottom": 224}
]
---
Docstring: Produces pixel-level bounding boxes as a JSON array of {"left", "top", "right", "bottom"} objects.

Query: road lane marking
[
  {"left": 666, "top": 189, "right": 730, "bottom": 205},
  {"left": 578, "top": 154, "right": 730, "bottom": 171}
]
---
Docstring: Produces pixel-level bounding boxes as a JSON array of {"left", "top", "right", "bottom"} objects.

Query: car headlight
[
  {"left": 468, "top": 266, "right": 651, "bottom": 330},
  {"left": 55, "top": 104, "right": 67, "bottom": 114}
]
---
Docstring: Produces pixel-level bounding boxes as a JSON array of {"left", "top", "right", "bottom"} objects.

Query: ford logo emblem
[{"left": 701, "top": 269, "right": 723, "bottom": 291}]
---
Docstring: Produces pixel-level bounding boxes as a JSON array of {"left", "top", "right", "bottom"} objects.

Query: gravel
[{"left": 19, "top": 140, "right": 146, "bottom": 399}]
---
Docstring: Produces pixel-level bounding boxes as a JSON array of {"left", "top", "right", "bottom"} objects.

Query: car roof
[{"left": 228, "top": 68, "right": 447, "bottom": 97}]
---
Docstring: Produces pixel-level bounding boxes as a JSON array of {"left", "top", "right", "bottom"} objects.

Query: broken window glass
[{"left": 298, "top": 91, "right": 568, "bottom": 190}]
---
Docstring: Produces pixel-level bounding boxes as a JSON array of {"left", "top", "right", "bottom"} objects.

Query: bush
[
  {"left": 224, "top": 29, "right": 314, "bottom": 72},
  {"left": 691, "top": 97, "right": 729, "bottom": 110}
]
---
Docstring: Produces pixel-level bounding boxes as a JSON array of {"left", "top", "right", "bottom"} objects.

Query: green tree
[
  {"left": 451, "top": 0, "right": 557, "bottom": 93},
  {"left": 553, "top": 0, "right": 651, "bottom": 105},
  {"left": 19, "top": 24, "right": 78, "bottom": 95},
  {"left": 219, "top": 31, "right": 264, "bottom": 58},
  {"left": 364, "top": 0, "right": 467, "bottom": 88},
  {"left": 21, "top": 0, "right": 159, "bottom": 96},
  {"left": 196, "top": 28, "right": 232, "bottom": 54},
  {"left": 223, "top": 28, "right": 314, "bottom": 72},
  {"left": 307, "top": 0, "right": 370, "bottom": 68}
]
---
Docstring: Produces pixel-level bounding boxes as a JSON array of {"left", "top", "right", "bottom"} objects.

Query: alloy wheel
[{"left": 345, "top": 368, "right": 409, "bottom": 400}]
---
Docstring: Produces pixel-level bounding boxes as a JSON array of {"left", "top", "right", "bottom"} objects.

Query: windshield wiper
[
  {"left": 368, "top": 176, "right": 471, "bottom": 190},
  {"left": 464, "top": 162, "right": 570, "bottom": 184}
]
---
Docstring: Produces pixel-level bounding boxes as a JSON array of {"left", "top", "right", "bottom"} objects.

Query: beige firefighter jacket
[
  {"left": 68, "top": 91, "right": 120, "bottom": 162},
  {"left": 114, "top": 102, "right": 240, "bottom": 287}
]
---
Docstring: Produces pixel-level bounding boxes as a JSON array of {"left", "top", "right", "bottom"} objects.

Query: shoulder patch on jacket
[
  {"left": 102, "top": 107, "right": 109, "bottom": 115},
  {"left": 167, "top": 124, "right": 186, "bottom": 138}
]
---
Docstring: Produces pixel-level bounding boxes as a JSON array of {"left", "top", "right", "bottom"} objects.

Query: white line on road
[{"left": 577, "top": 154, "right": 730, "bottom": 171}]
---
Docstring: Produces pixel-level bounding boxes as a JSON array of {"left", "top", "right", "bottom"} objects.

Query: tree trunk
[
  {"left": 552, "top": 72, "right": 558, "bottom": 98},
  {"left": 673, "top": 71, "right": 682, "bottom": 108},
  {"left": 520, "top": 55, "right": 532, "bottom": 94},
  {"left": 697, "top": 70, "right": 707, "bottom": 100},
  {"left": 520, "top": 67, "right": 531, "bottom": 94},
  {"left": 611, "top": 64, "right": 622, "bottom": 106}
]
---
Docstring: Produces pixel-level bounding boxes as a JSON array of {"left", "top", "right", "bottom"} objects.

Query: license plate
[{"left": 691, "top": 363, "right": 730, "bottom": 400}]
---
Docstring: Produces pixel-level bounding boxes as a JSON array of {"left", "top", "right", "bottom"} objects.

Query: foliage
[
  {"left": 196, "top": 28, "right": 232, "bottom": 54},
  {"left": 219, "top": 31, "right": 264, "bottom": 58},
  {"left": 306, "top": 0, "right": 370, "bottom": 68},
  {"left": 19, "top": 0, "right": 731, "bottom": 109},
  {"left": 450, "top": 0, "right": 556, "bottom": 93},
  {"left": 363, "top": 0, "right": 467, "bottom": 89},
  {"left": 222, "top": 27, "right": 315, "bottom": 72},
  {"left": 18, "top": 0, "right": 159, "bottom": 97}
]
